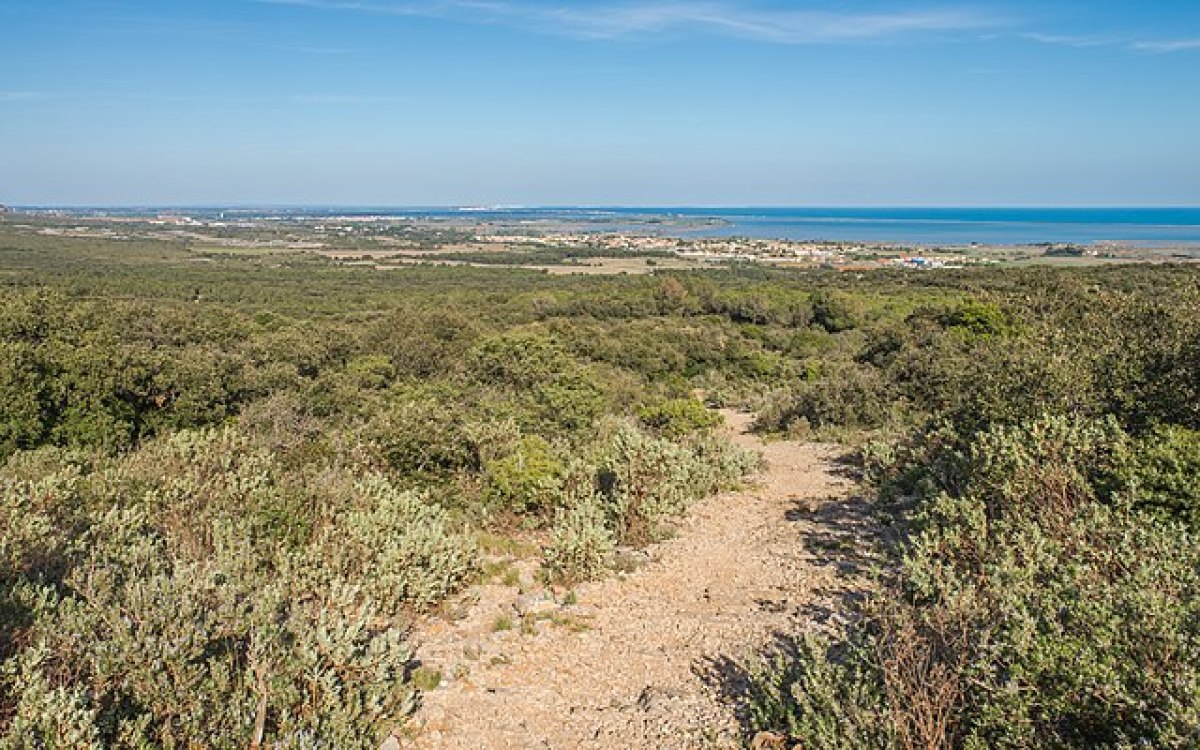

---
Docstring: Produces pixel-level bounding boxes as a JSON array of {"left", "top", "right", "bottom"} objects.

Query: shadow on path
[{"left": 699, "top": 459, "right": 887, "bottom": 743}]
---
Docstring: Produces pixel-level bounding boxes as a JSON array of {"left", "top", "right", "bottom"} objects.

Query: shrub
[
  {"left": 939, "top": 299, "right": 1013, "bottom": 338},
  {"left": 483, "top": 435, "right": 565, "bottom": 516},
  {"left": 365, "top": 391, "right": 480, "bottom": 476},
  {"left": 1118, "top": 425, "right": 1200, "bottom": 528},
  {"left": 2, "top": 644, "right": 104, "bottom": 749},
  {"left": 2, "top": 512, "right": 417, "bottom": 749},
  {"left": 637, "top": 398, "right": 722, "bottom": 438},
  {"left": 946, "top": 414, "right": 1128, "bottom": 521},
  {"left": 468, "top": 332, "right": 573, "bottom": 390},
  {"left": 344, "top": 353, "right": 397, "bottom": 390},
  {"left": 592, "top": 420, "right": 755, "bottom": 546},
  {"left": 329, "top": 474, "right": 478, "bottom": 609},
  {"left": 810, "top": 290, "right": 862, "bottom": 333},
  {"left": 0, "top": 426, "right": 478, "bottom": 747},
  {"left": 543, "top": 495, "right": 615, "bottom": 584},
  {"left": 755, "top": 363, "right": 895, "bottom": 434},
  {"left": 745, "top": 635, "right": 890, "bottom": 750},
  {"left": 748, "top": 416, "right": 1200, "bottom": 749}
]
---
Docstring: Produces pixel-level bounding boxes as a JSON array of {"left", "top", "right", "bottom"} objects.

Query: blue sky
[{"left": 1, "top": 1, "right": 1198, "bottom": 206}]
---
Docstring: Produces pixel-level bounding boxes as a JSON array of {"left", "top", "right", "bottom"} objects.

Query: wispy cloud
[
  {"left": 0, "top": 91, "right": 51, "bottom": 103},
  {"left": 273, "top": 43, "right": 354, "bottom": 54},
  {"left": 0, "top": 90, "right": 399, "bottom": 107},
  {"left": 256, "top": 0, "right": 1006, "bottom": 44},
  {"left": 157, "top": 92, "right": 403, "bottom": 106},
  {"left": 1021, "top": 32, "right": 1115, "bottom": 49},
  {"left": 1132, "top": 38, "right": 1200, "bottom": 54},
  {"left": 288, "top": 93, "right": 403, "bottom": 104},
  {"left": 1025, "top": 31, "right": 1200, "bottom": 55},
  {"left": 542, "top": 5, "right": 1001, "bottom": 42}
]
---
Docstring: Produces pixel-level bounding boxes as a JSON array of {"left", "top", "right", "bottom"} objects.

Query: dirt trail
[{"left": 397, "top": 410, "right": 876, "bottom": 749}]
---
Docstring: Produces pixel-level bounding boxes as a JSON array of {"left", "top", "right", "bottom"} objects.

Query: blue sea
[{"left": 645, "top": 207, "right": 1200, "bottom": 246}]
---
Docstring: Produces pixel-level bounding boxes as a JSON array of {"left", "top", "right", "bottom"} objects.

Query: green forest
[{"left": 1, "top": 223, "right": 1198, "bottom": 748}]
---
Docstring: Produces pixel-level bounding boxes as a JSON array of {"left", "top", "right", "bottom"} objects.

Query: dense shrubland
[
  {"left": 745, "top": 275, "right": 1200, "bottom": 748},
  {"left": 0, "top": 229, "right": 771, "bottom": 746},
  {"left": 1, "top": 224, "right": 1197, "bottom": 746}
]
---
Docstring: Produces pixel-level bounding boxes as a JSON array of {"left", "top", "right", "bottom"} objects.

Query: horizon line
[{"left": 7, "top": 203, "right": 1200, "bottom": 211}]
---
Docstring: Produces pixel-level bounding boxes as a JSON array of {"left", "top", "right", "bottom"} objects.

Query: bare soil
[{"left": 395, "top": 410, "right": 879, "bottom": 749}]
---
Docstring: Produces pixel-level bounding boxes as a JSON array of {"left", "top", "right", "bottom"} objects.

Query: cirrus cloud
[{"left": 255, "top": 0, "right": 1007, "bottom": 43}]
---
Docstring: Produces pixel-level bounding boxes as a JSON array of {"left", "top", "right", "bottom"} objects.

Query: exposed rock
[
  {"left": 750, "top": 731, "right": 789, "bottom": 750},
  {"left": 377, "top": 734, "right": 403, "bottom": 750},
  {"left": 512, "top": 590, "right": 557, "bottom": 617},
  {"left": 612, "top": 546, "right": 653, "bottom": 573}
]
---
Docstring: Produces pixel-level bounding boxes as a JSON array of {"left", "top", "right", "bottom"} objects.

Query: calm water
[{"left": 657, "top": 207, "right": 1200, "bottom": 245}]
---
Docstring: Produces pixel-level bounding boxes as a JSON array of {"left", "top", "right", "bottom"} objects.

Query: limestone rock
[{"left": 750, "top": 731, "right": 789, "bottom": 750}]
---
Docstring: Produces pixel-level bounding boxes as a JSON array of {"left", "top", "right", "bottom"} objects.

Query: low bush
[
  {"left": 637, "top": 398, "right": 722, "bottom": 438},
  {"left": 1118, "top": 424, "right": 1200, "bottom": 528},
  {"left": 482, "top": 435, "right": 565, "bottom": 516},
  {"left": 810, "top": 290, "right": 863, "bottom": 333},
  {"left": 748, "top": 415, "right": 1200, "bottom": 749},
  {"left": 593, "top": 420, "right": 752, "bottom": 546},
  {"left": 543, "top": 495, "right": 615, "bottom": 584},
  {"left": 746, "top": 634, "right": 892, "bottom": 750},
  {"left": 0, "top": 425, "right": 477, "bottom": 748},
  {"left": 754, "top": 363, "right": 896, "bottom": 434},
  {"left": 328, "top": 475, "right": 478, "bottom": 609},
  {"left": 365, "top": 390, "right": 480, "bottom": 476}
]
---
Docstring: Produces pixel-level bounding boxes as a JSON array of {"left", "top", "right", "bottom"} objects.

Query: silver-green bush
[
  {"left": 544, "top": 493, "right": 615, "bottom": 584},
  {"left": 747, "top": 415, "right": 1200, "bottom": 749},
  {"left": 0, "top": 426, "right": 476, "bottom": 748}
]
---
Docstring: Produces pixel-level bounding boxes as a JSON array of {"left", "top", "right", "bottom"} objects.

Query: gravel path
[{"left": 395, "top": 411, "right": 876, "bottom": 749}]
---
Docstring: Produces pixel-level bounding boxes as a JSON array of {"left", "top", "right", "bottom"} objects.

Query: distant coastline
[{"left": 8, "top": 205, "right": 1200, "bottom": 246}]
